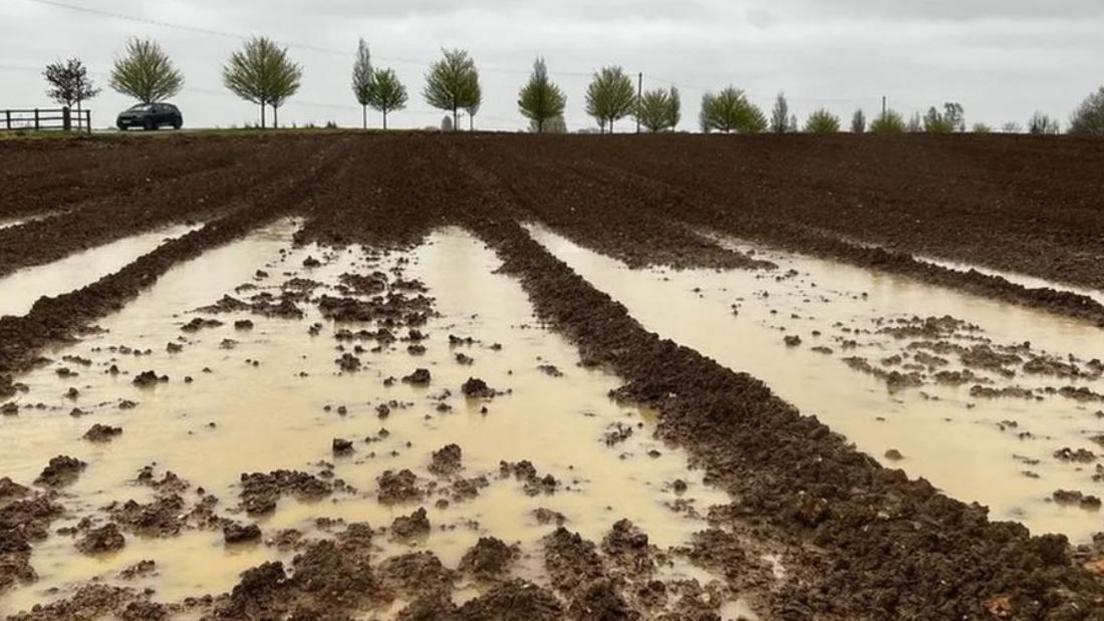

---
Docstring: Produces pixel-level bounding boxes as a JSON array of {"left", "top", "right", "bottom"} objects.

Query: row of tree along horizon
[{"left": 40, "top": 36, "right": 1104, "bottom": 135}]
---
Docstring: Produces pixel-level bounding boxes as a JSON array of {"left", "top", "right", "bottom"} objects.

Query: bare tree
[
  {"left": 1028, "top": 111, "right": 1060, "bottom": 135},
  {"left": 851, "top": 109, "right": 866, "bottom": 133},
  {"left": 1069, "top": 86, "right": 1104, "bottom": 135},
  {"left": 44, "top": 58, "right": 100, "bottom": 125},
  {"left": 770, "top": 92, "right": 790, "bottom": 133}
]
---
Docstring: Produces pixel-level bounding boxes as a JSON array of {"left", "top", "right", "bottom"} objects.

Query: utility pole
[{"left": 636, "top": 72, "right": 643, "bottom": 133}]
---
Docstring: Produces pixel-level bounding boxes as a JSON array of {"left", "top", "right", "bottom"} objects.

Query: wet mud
[
  {"left": 0, "top": 226, "right": 742, "bottom": 619},
  {"left": 1, "top": 132, "right": 1103, "bottom": 619}
]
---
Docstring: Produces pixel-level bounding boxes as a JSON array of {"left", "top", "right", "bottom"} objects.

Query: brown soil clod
[
  {"left": 35, "top": 455, "right": 86, "bottom": 487},
  {"left": 83, "top": 424, "right": 123, "bottom": 443},
  {"left": 223, "top": 522, "right": 263, "bottom": 544},
  {"left": 332, "top": 438, "right": 354, "bottom": 455},
  {"left": 181, "top": 317, "right": 223, "bottom": 333},
  {"left": 75, "top": 523, "right": 126, "bottom": 555},
  {"left": 390, "top": 507, "right": 431, "bottom": 541},
  {"left": 402, "top": 368, "right": 432, "bottom": 386},
  {"left": 239, "top": 470, "right": 332, "bottom": 515},
  {"left": 377, "top": 469, "right": 423, "bottom": 504},
  {"left": 1052, "top": 490, "right": 1103, "bottom": 510},
  {"left": 461, "top": 377, "right": 497, "bottom": 398},
  {"left": 132, "top": 370, "right": 168, "bottom": 386},
  {"left": 458, "top": 536, "right": 519, "bottom": 581},
  {"left": 0, "top": 477, "right": 30, "bottom": 502},
  {"left": 428, "top": 444, "right": 463, "bottom": 477}
]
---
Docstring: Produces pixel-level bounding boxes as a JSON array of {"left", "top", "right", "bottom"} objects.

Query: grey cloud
[{"left": 1, "top": 0, "right": 1101, "bottom": 133}]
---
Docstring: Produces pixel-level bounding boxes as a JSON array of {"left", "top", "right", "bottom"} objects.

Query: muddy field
[{"left": 1, "top": 132, "right": 1103, "bottom": 620}]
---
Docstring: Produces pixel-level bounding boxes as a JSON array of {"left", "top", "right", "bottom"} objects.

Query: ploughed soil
[{"left": 2, "top": 132, "right": 1104, "bottom": 620}]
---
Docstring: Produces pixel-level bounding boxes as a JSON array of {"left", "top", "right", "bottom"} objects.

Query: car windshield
[{"left": 127, "top": 104, "right": 154, "bottom": 112}]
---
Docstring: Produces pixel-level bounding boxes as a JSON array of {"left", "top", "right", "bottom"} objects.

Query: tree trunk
[
  {"left": 363, "top": 105, "right": 367, "bottom": 130},
  {"left": 260, "top": 102, "right": 266, "bottom": 129},
  {"left": 469, "top": 114, "right": 473, "bottom": 132},
  {"left": 383, "top": 111, "right": 388, "bottom": 130},
  {"left": 452, "top": 106, "right": 458, "bottom": 132},
  {"left": 272, "top": 105, "right": 278, "bottom": 129},
  {"left": 538, "top": 119, "right": 543, "bottom": 134}
]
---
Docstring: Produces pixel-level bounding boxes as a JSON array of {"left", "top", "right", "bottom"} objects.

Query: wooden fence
[{"left": 2, "top": 108, "right": 93, "bottom": 134}]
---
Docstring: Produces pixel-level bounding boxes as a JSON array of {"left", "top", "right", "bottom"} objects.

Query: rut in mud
[{"left": 1, "top": 132, "right": 1103, "bottom": 620}]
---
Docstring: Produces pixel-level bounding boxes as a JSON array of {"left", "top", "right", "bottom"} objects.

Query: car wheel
[
  {"left": 117, "top": 124, "right": 126, "bottom": 131},
  {"left": 172, "top": 121, "right": 182, "bottom": 130}
]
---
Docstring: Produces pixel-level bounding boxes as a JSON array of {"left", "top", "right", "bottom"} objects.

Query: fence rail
[{"left": 2, "top": 107, "right": 93, "bottom": 134}]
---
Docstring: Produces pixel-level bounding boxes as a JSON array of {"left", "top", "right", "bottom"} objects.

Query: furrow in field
[
  {"left": 532, "top": 223, "right": 1104, "bottom": 540},
  {"left": 0, "top": 224, "right": 763, "bottom": 620},
  {"left": 0, "top": 135, "right": 337, "bottom": 279},
  {"left": 0, "top": 223, "right": 201, "bottom": 319},
  {"left": 0, "top": 136, "right": 270, "bottom": 220},
  {"left": 0, "top": 136, "right": 348, "bottom": 379},
  {"left": 445, "top": 146, "right": 1104, "bottom": 619}
]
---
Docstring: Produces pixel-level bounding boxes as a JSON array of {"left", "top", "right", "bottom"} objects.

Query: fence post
[
  {"left": 63, "top": 107, "right": 71, "bottom": 132},
  {"left": 86, "top": 110, "right": 92, "bottom": 135},
  {"left": 5, "top": 110, "right": 10, "bottom": 131},
  {"left": 34, "top": 109, "right": 40, "bottom": 130}
]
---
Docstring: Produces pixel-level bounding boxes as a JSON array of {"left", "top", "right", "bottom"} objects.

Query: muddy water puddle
[
  {"left": 529, "top": 224, "right": 1104, "bottom": 542},
  {"left": 917, "top": 254, "right": 1104, "bottom": 307},
  {"left": 0, "top": 223, "right": 754, "bottom": 618},
  {"left": 0, "top": 223, "right": 200, "bottom": 318},
  {"left": 0, "top": 211, "right": 71, "bottom": 233},
  {"left": 832, "top": 234, "right": 1104, "bottom": 306}
]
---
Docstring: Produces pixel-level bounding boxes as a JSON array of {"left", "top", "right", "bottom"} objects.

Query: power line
[
  {"left": 11, "top": 0, "right": 949, "bottom": 129},
  {"left": 17, "top": 0, "right": 590, "bottom": 79}
]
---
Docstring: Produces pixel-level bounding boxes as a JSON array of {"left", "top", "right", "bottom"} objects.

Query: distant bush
[
  {"left": 699, "top": 87, "right": 767, "bottom": 134},
  {"left": 971, "top": 123, "right": 992, "bottom": 134},
  {"left": 770, "top": 92, "right": 792, "bottom": 134},
  {"left": 869, "top": 110, "right": 906, "bottom": 134},
  {"left": 1001, "top": 122, "right": 1022, "bottom": 134},
  {"left": 923, "top": 103, "right": 964, "bottom": 133},
  {"left": 850, "top": 109, "right": 866, "bottom": 133},
  {"left": 425, "top": 48, "right": 480, "bottom": 131},
  {"left": 804, "top": 109, "right": 841, "bottom": 133},
  {"left": 1069, "top": 86, "right": 1104, "bottom": 135},
  {"left": 1028, "top": 111, "right": 1060, "bottom": 135},
  {"left": 636, "top": 87, "right": 680, "bottom": 132},
  {"left": 519, "top": 57, "right": 567, "bottom": 133},
  {"left": 325, "top": 121, "right": 338, "bottom": 129},
  {"left": 585, "top": 66, "right": 636, "bottom": 133},
  {"left": 111, "top": 38, "right": 184, "bottom": 105},
  {"left": 529, "top": 116, "right": 567, "bottom": 133},
  {"left": 906, "top": 112, "right": 922, "bottom": 133}
]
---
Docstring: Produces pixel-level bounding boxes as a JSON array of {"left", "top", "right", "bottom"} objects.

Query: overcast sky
[{"left": 1, "top": 0, "right": 1102, "bottom": 131}]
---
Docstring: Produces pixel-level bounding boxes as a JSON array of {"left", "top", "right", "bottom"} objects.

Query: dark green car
[{"left": 116, "top": 103, "right": 183, "bottom": 131}]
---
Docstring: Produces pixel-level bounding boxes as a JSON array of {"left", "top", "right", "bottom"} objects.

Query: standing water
[
  {"left": 1, "top": 222, "right": 770, "bottom": 618},
  {"left": 529, "top": 224, "right": 1104, "bottom": 542}
]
